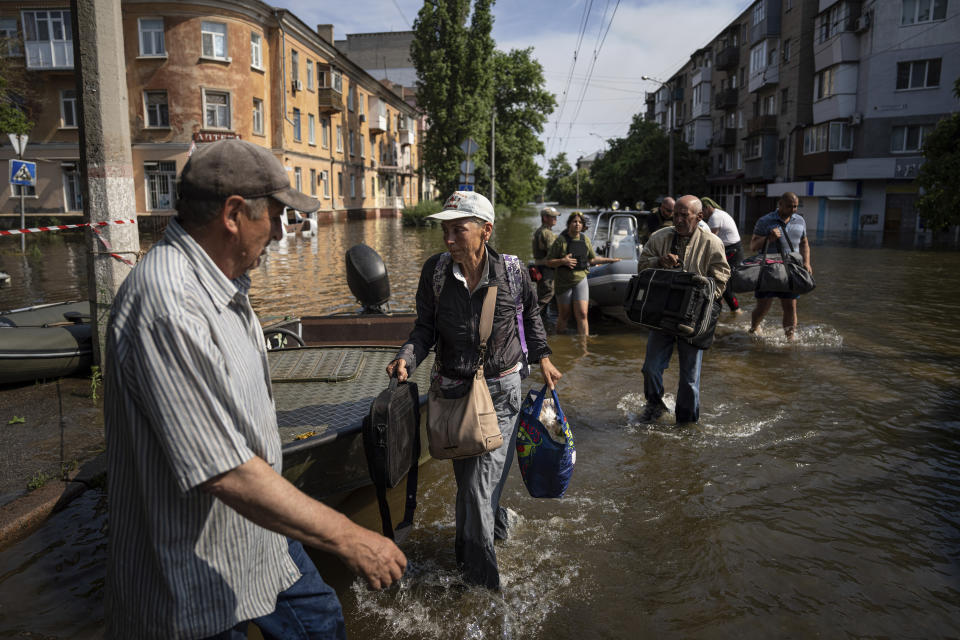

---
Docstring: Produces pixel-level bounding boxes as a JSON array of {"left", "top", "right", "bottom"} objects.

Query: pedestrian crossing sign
[{"left": 9, "top": 160, "right": 36, "bottom": 186}]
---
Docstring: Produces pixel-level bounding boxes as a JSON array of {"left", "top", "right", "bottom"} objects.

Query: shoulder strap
[
  {"left": 478, "top": 285, "right": 497, "bottom": 345},
  {"left": 502, "top": 254, "right": 528, "bottom": 356},
  {"left": 432, "top": 252, "right": 452, "bottom": 301},
  {"left": 777, "top": 220, "right": 796, "bottom": 252},
  {"left": 670, "top": 229, "right": 683, "bottom": 270}
]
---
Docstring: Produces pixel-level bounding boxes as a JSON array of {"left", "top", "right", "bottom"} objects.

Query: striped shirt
[{"left": 104, "top": 218, "right": 298, "bottom": 639}]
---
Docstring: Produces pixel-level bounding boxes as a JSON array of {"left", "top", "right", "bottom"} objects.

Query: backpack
[{"left": 431, "top": 252, "right": 529, "bottom": 359}]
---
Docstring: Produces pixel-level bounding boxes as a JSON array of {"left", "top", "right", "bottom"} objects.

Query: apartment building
[
  {"left": 646, "top": 0, "right": 959, "bottom": 237},
  {"left": 0, "top": 0, "right": 421, "bottom": 223}
]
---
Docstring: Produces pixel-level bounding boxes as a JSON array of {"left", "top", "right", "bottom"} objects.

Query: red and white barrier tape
[{"left": 0, "top": 219, "right": 137, "bottom": 236}]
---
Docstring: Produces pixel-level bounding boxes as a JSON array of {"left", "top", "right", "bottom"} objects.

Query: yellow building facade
[{"left": 0, "top": 0, "right": 421, "bottom": 223}]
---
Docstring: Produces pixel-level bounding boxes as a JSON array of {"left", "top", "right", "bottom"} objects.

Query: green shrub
[{"left": 401, "top": 200, "right": 443, "bottom": 227}]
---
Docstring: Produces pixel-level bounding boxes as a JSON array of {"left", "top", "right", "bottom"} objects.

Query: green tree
[
  {"left": 481, "top": 47, "right": 555, "bottom": 208},
  {"left": 544, "top": 152, "right": 572, "bottom": 200},
  {"left": 552, "top": 167, "right": 592, "bottom": 207},
  {"left": 411, "top": 0, "right": 495, "bottom": 197},
  {"left": 917, "top": 78, "right": 960, "bottom": 230},
  {"left": 0, "top": 36, "right": 34, "bottom": 136},
  {"left": 588, "top": 115, "right": 707, "bottom": 208}
]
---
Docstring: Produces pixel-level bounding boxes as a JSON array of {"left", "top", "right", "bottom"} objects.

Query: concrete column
[{"left": 71, "top": 0, "right": 140, "bottom": 365}]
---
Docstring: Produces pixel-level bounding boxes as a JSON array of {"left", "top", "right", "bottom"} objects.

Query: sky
[{"left": 281, "top": 0, "right": 754, "bottom": 170}]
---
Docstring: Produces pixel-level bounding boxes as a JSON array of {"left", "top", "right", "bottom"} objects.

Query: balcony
[
  {"left": 398, "top": 128, "right": 415, "bottom": 146},
  {"left": 748, "top": 63, "right": 779, "bottom": 93},
  {"left": 714, "top": 127, "right": 738, "bottom": 147},
  {"left": 317, "top": 88, "right": 344, "bottom": 114},
  {"left": 692, "top": 95, "right": 711, "bottom": 119},
  {"left": 691, "top": 67, "right": 712, "bottom": 87},
  {"left": 716, "top": 45, "right": 739, "bottom": 70},
  {"left": 714, "top": 87, "right": 738, "bottom": 110},
  {"left": 747, "top": 114, "right": 778, "bottom": 135},
  {"left": 813, "top": 31, "right": 859, "bottom": 72},
  {"left": 369, "top": 113, "right": 387, "bottom": 134}
]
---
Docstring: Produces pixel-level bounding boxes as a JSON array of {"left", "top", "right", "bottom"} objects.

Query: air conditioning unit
[
  {"left": 359, "top": 114, "right": 366, "bottom": 123},
  {"left": 855, "top": 14, "right": 870, "bottom": 33},
  {"left": 292, "top": 79, "right": 303, "bottom": 92},
  {"left": 850, "top": 112, "right": 863, "bottom": 125}
]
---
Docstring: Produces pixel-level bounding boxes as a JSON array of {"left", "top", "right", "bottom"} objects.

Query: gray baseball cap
[{"left": 177, "top": 139, "right": 320, "bottom": 213}]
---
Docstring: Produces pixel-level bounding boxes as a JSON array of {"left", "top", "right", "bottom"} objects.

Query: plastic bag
[{"left": 516, "top": 385, "right": 575, "bottom": 498}]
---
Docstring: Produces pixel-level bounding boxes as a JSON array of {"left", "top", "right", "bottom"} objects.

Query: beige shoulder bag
[{"left": 426, "top": 285, "right": 503, "bottom": 460}]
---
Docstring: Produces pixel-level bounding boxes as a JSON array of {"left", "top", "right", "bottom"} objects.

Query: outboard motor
[{"left": 345, "top": 244, "right": 390, "bottom": 314}]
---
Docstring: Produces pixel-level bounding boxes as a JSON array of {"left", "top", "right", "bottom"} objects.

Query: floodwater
[{"left": 1, "top": 211, "right": 960, "bottom": 638}]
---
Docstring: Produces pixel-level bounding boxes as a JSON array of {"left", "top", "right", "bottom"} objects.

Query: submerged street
[{"left": 1, "top": 210, "right": 958, "bottom": 638}]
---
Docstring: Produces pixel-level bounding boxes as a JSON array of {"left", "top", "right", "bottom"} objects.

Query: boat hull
[
  {"left": 587, "top": 259, "right": 637, "bottom": 308},
  {"left": 0, "top": 301, "right": 93, "bottom": 385}
]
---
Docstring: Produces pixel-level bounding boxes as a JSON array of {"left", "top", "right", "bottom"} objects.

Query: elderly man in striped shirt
[{"left": 104, "top": 139, "right": 405, "bottom": 640}]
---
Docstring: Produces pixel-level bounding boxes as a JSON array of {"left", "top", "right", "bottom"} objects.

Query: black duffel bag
[{"left": 730, "top": 230, "right": 814, "bottom": 295}]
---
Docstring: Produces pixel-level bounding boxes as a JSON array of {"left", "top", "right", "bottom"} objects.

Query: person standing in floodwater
[
  {"left": 531, "top": 206, "right": 559, "bottom": 325},
  {"left": 387, "top": 191, "right": 562, "bottom": 590},
  {"left": 749, "top": 192, "right": 813, "bottom": 339}
]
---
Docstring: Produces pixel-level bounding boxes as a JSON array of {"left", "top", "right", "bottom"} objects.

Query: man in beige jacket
[{"left": 636, "top": 195, "right": 730, "bottom": 423}]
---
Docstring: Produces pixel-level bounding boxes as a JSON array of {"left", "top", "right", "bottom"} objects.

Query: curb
[{"left": 0, "top": 452, "right": 107, "bottom": 551}]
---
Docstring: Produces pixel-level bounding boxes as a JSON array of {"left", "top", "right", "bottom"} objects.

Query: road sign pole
[{"left": 18, "top": 147, "right": 24, "bottom": 253}]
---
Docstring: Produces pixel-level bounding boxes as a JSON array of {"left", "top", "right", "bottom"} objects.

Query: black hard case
[{"left": 624, "top": 268, "right": 718, "bottom": 342}]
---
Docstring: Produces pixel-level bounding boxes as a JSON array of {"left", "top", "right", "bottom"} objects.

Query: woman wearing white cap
[{"left": 387, "top": 191, "right": 562, "bottom": 590}]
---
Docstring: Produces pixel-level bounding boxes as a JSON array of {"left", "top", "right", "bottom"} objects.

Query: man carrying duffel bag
[{"left": 635, "top": 195, "right": 730, "bottom": 424}]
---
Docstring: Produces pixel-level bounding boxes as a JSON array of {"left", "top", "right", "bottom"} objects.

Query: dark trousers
[
  {"left": 202, "top": 539, "right": 346, "bottom": 640},
  {"left": 536, "top": 268, "right": 554, "bottom": 322},
  {"left": 723, "top": 241, "right": 744, "bottom": 311}
]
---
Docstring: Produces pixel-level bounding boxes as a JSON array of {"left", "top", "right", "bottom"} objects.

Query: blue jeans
[
  {"left": 451, "top": 371, "right": 522, "bottom": 590},
  {"left": 202, "top": 539, "right": 346, "bottom": 640},
  {"left": 642, "top": 329, "right": 704, "bottom": 423}
]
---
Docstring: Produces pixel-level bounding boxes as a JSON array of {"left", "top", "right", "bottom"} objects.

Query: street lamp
[
  {"left": 641, "top": 75, "right": 674, "bottom": 198},
  {"left": 589, "top": 132, "right": 608, "bottom": 149}
]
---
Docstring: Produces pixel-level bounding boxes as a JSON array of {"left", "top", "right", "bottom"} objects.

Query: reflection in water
[{"left": 2, "top": 216, "right": 960, "bottom": 638}]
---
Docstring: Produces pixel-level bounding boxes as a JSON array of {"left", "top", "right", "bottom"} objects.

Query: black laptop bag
[{"left": 362, "top": 377, "right": 421, "bottom": 541}]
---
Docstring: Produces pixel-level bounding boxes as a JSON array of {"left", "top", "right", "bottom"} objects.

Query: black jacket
[{"left": 397, "top": 246, "right": 551, "bottom": 380}]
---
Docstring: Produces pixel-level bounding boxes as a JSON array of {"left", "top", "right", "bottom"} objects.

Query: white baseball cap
[{"left": 427, "top": 191, "right": 495, "bottom": 224}]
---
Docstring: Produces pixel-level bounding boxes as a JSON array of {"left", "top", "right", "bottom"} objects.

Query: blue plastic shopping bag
[{"left": 516, "top": 385, "right": 575, "bottom": 498}]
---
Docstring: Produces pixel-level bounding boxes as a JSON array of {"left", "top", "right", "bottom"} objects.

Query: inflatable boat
[{"left": 0, "top": 301, "right": 93, "bottom": 385}]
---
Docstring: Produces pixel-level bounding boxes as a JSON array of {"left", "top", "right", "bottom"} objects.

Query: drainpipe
[{"left": 274, "top": 10, "right": 295, "bottom": 136}]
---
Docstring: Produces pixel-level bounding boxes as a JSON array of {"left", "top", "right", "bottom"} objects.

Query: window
[
  {"left": 321, "top": 119, "right": 330, "bottom": 148},
  {"left": 815, "top": 66, "right": 836, "bottom": 99},
  {"left": 763, "top": 94, "right": 776, "bottom": 115},
  {"left": 745, "top": 136, "right": 762, "bottom": 159},
  {"left": 350, "top": 174, "right": 356, "bottom": 198},
  {"left": 62, "top": 164, "right": 82, "bottom": 211},
  {"left": 783, "top": 39, "right": 791, "bottom": 63},
  {"left": 750, "top": 41, "right": 767, "bottom": 74},
  {"left": 336, "top": 125, "right": 343, "bottom": 152},
  {"left": 252, "top": 98, "right": 264, "bottom": 135},
  {"left": 0, "top": 18, "right": 22, "bottom": 56},
  {"left": 349, "top": 130, "right": 355, "bottom": 156},
  {"left": 12, "top": 183, "right": 36, "bottom": 197},
  {"left": 360, "top": 134, "right": 365, "bottom": 158},
  {"left": 736, "top": 149, "right": 743, "bottom": 169},
  {"left": 144, "top": 91, "right": 169, "bottom": 127},
  {"left": 816, "top": 2, "right": 852, "bottom": 43},
  {"left": 321, "top": 170, "right": 330, "bottom": 197},
  {"left": 250, "top": 32, "right": 263, "bottom": 69},
  {"left": 358, "top": 92, "right": 365, "bottom": 115},
  {"left": 890, "top": 124, "right": 933, "bottom": 152},
  {"left": 294, "top": 167, "right": 302, "bottom": 193},
  {"left": 293, "top": 108, "right": 301, "bottom": 141},
  {"left": 307, "top": 60, "right": 314, "bottom": 90},
  {"left": 22, "top": 10, "right": 73, "bottom": 69},
  {"left": 145, "top": 161, "right": 177, "bottom": 210},
  {"left": 310, "top": 168, "right": 317, "bottom": 196},
  {"left": 318, "top": 68, "right": 327, "bottom": 88},
  {"left": 901, "top": 0, "right": 948, "bottom": 25},
  {"left": 308, "top": 114, "right": 316, "bottom": 144},
  {"left": 896, "top": 58, "right": 941, "bottom": 90},
  {"left": 752, "top": 1, "right": 765, "bottom": 25},
  {"left": 780, "top": 88, "right": 789, "bottom": 114},
  {"left": 201, "top": 21, "right": 227, "bottom": 60},
  {"left": 60, "top": 89, "right": 77, "bottom": 128},
  {"left": 829, "top": 122, "right": 853, "bottom": 151},
  {"left": 203, "top": 90, "right": 231, "bottom": 129},
  {"left": 291, "top": 50, "right": 299, "bottom": 85},
  {"left": 337, "top": 172, "right": 342, "bottom": 197},
  {"left": 332, "top": 69, "right": 342, "bottom": 93},
  {"left": 138, "top": 18, "right": 165, "bottom": 56},
  {"left": 361, "top": 173, "right": 366, "bottom": 197}
]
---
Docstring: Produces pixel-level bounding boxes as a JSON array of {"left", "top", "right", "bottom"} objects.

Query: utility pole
[
  {"left": 490, "top": 111, "right": 496, "bottom": 206},
  {"left": 642, "top": 75, "right": 675, "bottom": 198},
  {"left": 71, "top": 0, "right": 140, "bottom": 365},
  {"left": 576, "top": 156, "right": 581, "bottom": 209}
]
